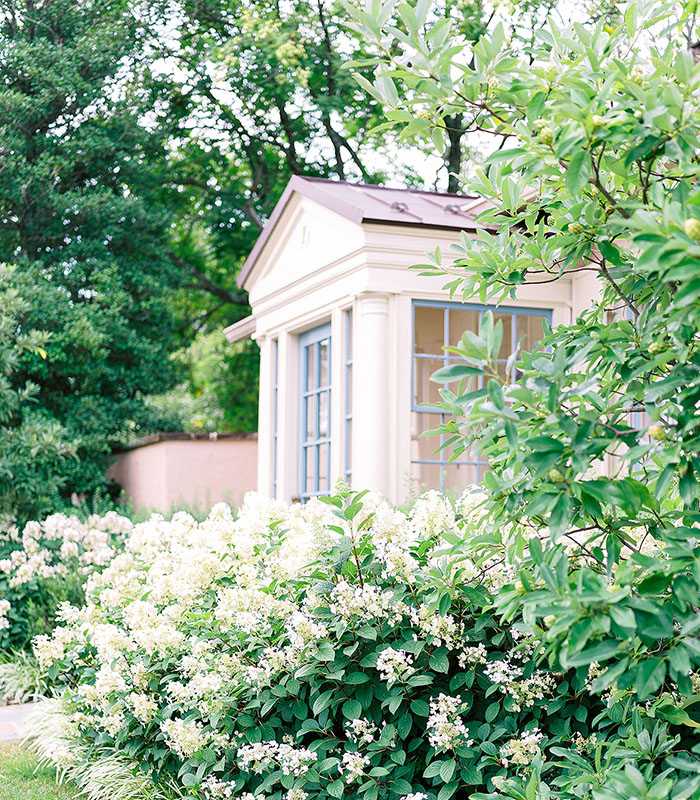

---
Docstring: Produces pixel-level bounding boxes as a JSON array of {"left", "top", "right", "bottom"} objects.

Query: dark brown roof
[{"left": 237, "top": 176, "right": 484, "bottom": 288}]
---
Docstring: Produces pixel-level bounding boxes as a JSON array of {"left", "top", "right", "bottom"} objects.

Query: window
[
  {"left": 272, "top": 339, "right": 279, "bottom": 497},
  {"left": 299, "top": 324, "right": 332, "bottom": 500},
  {"left": 344, "top": 310, "right": 353, "bottom": 484},
  {"left": 411, "top": 301, "right": 552, "bottom": 492}
]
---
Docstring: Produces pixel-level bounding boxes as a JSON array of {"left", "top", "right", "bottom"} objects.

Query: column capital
[{"left": 357, "top": 292, "right": 391, "bottom": 315}]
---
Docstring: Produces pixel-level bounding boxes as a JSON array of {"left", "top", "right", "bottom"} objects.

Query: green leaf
[
  {"left": 565, "top": 149, "right": 592, "bottom": 194},
  {"left": 343, "top": 699, "right": 362, "bottom": 719},
  {"left": 635, "top": 657, "right": 666, "bottom": 699},
  {"left": 439, "top": 759, "right": 456, "bottom": 783},
  {"left": 313, "top": 690, "right": 334, "bottom": 716},
  {"left": 431, "top": 363, "right": 484, "bottom": 383}
]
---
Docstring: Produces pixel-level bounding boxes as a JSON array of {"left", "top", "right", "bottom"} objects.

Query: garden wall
[{"left": 108, "top": 432, "right": 257, "bottom": 512}]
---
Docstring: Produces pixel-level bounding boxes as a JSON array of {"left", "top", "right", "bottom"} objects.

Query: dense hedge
[{"left": 27, "top": 490, "right": 631, "bottom": 800}]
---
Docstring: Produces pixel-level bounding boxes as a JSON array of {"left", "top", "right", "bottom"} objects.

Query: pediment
[{"left": 245, "top": 192, "right": 366, "bottom": 305}]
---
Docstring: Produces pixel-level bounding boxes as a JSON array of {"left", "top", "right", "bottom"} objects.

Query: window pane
[
  {"left": 493, "top": 312, "right": 514, "bottom": 360},
  {"left": 319, "top": 339, "right": 330, "bottom": 387},
  {"left": 411, "top": 412, "right": 443, "bottom": 461},
  {"left": 414, "top": 306, "right": 445, "bottom": 355},
  {"left": 305, "top": 395, "right": 316, "bottom": 441},
  {"left": 412, "top": 461, "right": 443, "bottom": 492},
  {"left": 414, "top": 358, "right": 444, "bottom": 406},
  {"left": 346, "top": 366, "right": 352, "bottom": 414},
  {"left": 305, "top": 447, "right": 317, "bottom": 494},
  {"left": 318, "top": 443, "right": 329, "bottom": 490},
  {"left": 319, "top": 390, "right": 329, "bottom": 438},
  {"left": 449, "top": 308, "right": 480, "bottom": 345},
  {"left": 306, "top": 344, "right": 317, "bottom": 391},
  {"left": 517, "top": 314, "right": 548, "bottom": 352},
  {"left": 445, "top": 462, "right": 479, "bottom": 493}
]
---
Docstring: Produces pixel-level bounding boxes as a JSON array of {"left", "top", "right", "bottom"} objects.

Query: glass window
[
  {"left": 411, "top": 301, "right": 551, "bottom": 494},
  {"left": 299, "top": 324, "right": 332, "bottom": 501}
]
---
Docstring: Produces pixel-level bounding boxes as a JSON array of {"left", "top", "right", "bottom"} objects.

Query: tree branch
[{"left": 168, "top": 252, "right": 249, "bottom": 306}]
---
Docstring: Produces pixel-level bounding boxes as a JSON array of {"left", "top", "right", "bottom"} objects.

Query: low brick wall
[{"left": 108, "top": 433, "right": 257, "bottom": 513}]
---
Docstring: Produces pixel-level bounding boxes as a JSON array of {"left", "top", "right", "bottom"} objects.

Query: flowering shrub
[
  {"left": 32, "top": 488, "right": 616, "bottom": 800},
  {"left": 0, "top": 510, "right": 133, "bottom": 651}
]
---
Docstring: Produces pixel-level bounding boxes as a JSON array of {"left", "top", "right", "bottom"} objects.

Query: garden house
[{"left": 226, "top": 177, "right": 600, "bottom": 504}]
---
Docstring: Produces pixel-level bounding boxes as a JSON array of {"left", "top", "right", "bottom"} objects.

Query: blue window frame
[
  {"left": 299, "top": 324, "right": 332, "bottom": 501},
  {"left": 344, "top": 310, "right": 353, "bottom": 484},
  {"left": 272, "top": 339, "right": 279, "bottom": 497},
  {"left": 411, "top": 300, "right": 552, "bottom": 492}
]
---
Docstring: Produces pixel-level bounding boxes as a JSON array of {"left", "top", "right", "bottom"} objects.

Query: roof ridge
[{"left": 299, "top": 175, "right": 477, "bottom": 201}]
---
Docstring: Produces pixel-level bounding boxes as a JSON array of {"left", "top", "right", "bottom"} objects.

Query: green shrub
[
  {"left": 0, "top": 510, "right": 133, "bottom": 652},
  {"left": 27, "top": 488, "right": 690, "bottom": 800}
]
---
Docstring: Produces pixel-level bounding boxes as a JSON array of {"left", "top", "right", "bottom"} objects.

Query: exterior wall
[
  {"left": 244, "top": 195, "right": 601, "bottom": 504},
  {"left": 108, "top": 437, "right": 258, "bottom": 513}
]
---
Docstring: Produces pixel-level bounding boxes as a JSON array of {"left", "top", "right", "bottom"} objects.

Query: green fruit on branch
[
  {"left": 648, "top": 424, "right": 667, "bottom": 441},
  {"left": 648, "top": 341, "right": 666, "bottom": 356},
  {"left": 533, "top": 118, "right": 548, "bottom": 132},
  {"left": 548, "top": 468, "right": 565, "bottom": 483},
  {"left": 684, "top": 217, "right": 700, "bottom": 242},
  {"left": 544, "top": 63, "right": 557, "bottom": 80},
  {"left": 568, "top": 222, "right": 585, "bottom": 235},
  {"left": 539, "top": 126, "right": 554, "bottom": 145}
]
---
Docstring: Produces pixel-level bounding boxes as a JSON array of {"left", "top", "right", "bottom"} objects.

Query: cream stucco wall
[
  {"left": 108, "top": 437, "right": 258, "bottom": 513},
  {"left": 242, "top": 193, "right": 600, "bottom": 504}
]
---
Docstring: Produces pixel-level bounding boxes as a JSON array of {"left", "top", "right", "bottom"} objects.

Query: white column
[
  {"left": 392, "top": 295, "right": 413, "bottom": 503},
  {"left": 352, "top": 293, "right": 391, "bottom": 495},
  {"left": 330, "top": 307, "right": 345, "bottom": 489},
  {"left": 277, "top": 331, "right": 299, "bottom": 501},
  {"left": 255, "top": 334, "right": 272, "bottom": 496}
]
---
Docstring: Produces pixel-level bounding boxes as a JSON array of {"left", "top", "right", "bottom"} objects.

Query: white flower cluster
[
  {"left": 160, "top": 718, "right": 207, "bottom": 758},
  {"left": 458, "top": 643, "right": 487, "bottom": 667},
  {"left": 500, "top": 728, "right": 543, "bottom": 767},
  {"left": 376, "top": 647, "right": 416, "bottom": 686},
  {"left": 426, "top": 693, "right": 472, "bottom": 751},
  {"left": 201, "top": 775, "right": 242, "bottom": 799},
  {"left": 410, "top": 490, "right": 457, "bottom": 540},
  {"left": 0, "top": 598, "right": 9, "bottom": 631},
  {"left": 345, "top": 718, "right": 379, "bottom": 745},
  {"left": 410, "top": 605, "right": 461, "bottom": 649},
  {"left": 329, "top": 580, "right": 407, "bottom": 625},
  {"left": 237, "top": 741, "right": 317, "bottom": 777},
  {"left": 401, "top": 794, "right": 428, "bottom": 800},
  {"left": 0, "top": 511, "right": 131, "bottom": 589},
  {"left": 484, "top": 658, "right": 556, "bottom": 712},
  {"left": 339, "top": 751, "right": 370, "bottom": 783},
  {"left": 572, "top": 731, "right": 597, "bottom": 754}
]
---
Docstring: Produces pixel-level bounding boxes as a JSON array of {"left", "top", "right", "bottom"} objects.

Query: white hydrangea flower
[
  {"left": 500, "top": 728, "right": 543, "bottom": 767},
  {"left": 339, "top": 751, "right": 370, "bottom": 783},
  {"left": 410, "top": 490, "right": 456, "bottom": 540},
  {"left": 0, "top": 598, "right": 10, "bottom": 631},
  {"left": 426, "top": 693, "right": 472, "bottom": 751},
  {"left": 329, "top": 580, "right": 407, "bottom": 625},
  {"left": 376, "top": 647, "right": 416, "bottom": 686},
  {"left": 345, "top": 717, "right": 380, "bottom": 745},
  {"left": 484, "top": 658, "right": 556, "bottom": 712},
  {"left": 236, "top": 741, "right": 317, "bottom": 777},
  {"left": 161, "top": 718, "right": 207, "bottom": 758}
]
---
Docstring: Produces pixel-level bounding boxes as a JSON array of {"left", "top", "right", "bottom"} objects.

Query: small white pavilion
[{"left": 226, "top": 177, "right": 599, "bottom": 504}]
